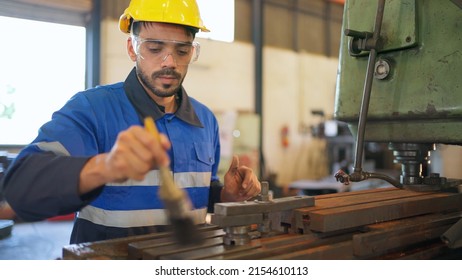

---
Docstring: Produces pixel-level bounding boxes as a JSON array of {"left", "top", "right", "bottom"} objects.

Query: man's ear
[{"left": 127, "top": 37, "right": 137, "bottom": 62}]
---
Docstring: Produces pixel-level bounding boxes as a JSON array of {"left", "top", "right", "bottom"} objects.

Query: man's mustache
[{"left": 152, "top": 68, "right": 181, "bottom": 79}]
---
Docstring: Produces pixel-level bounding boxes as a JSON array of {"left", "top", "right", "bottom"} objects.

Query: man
[{"left": 0, "top": 0, "right": 261, "bottom": 244}]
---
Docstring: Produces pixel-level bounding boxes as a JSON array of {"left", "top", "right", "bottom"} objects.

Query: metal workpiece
[
  {"left": 210, "top": 181, "right": 314, "bottom": 245},
  {"left": 213, "top": 195, "right": 314, "bottom": 216}
]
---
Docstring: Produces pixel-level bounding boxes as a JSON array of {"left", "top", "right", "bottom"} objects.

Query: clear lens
[{"left": 132, "top": 37, "right": 200, "bottom": 65}]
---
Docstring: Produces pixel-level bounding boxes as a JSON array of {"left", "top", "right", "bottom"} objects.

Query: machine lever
[{"left": 337, "top": 0, "right": 391, "bottom": 187}]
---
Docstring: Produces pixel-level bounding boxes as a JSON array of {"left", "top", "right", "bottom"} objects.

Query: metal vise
[{"left": 210, "top": 181, "right": 314, "bottom": 245}]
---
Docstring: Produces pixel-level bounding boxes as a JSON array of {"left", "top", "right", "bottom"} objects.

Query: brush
[{"left": 144, "top": 116, "right": 202, "bottom": 245}]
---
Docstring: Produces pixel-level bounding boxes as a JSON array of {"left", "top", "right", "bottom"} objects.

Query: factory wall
[{"left": 100, "top": 19, "right": 339, "bottom": 186}]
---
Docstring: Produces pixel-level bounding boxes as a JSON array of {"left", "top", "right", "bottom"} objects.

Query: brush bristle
[{"left": 170, "top": 217, "right": 204, "bottom": 245}]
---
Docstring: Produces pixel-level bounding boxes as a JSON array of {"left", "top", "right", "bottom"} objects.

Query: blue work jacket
[{"left": 2, "top": 68, "right": 222, "bottom": 243}]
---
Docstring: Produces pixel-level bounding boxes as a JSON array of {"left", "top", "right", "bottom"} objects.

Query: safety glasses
[{"left": 132, "top": 36, "right": 200, "bottom": 65}]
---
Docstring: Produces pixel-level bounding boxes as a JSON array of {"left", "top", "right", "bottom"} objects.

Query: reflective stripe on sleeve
[
  {"left": 35, "top": 141, "right": 71, "bottom": 156},
  {"left": 106, "top": 170, "right": 212, "bottom": 189}
]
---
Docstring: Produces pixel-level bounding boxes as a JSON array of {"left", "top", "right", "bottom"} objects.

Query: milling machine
[
  {"left": 61, "top": 0, "right": 462, "bottom": 260},
  {"left": 334, "top": 0, "right": 462, "bottom": 192}
]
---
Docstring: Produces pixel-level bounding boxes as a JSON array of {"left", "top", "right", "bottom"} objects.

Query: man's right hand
[{"left": 78, "top": 125, "right": 171, "bottom": 195}]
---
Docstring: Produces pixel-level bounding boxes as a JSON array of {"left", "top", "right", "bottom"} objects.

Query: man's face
[{"left": 128, "top": 22, "right": 194, "bottom": 99}]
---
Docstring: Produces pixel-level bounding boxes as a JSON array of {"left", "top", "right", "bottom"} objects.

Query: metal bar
[
  {"left": 313, "top": 188, "right": 428, "bottom": 208},
  {"left": 294, "top": 188, "right": 430, "bottom": 230},
  {"left": 308, "top": 193, "right": 462, "bottom": 232},
  {"left": 213, "top": 196, "right": 314, "bottom": 216},
  {"left": 353, "top": 214, "right": 461, "bottom": 258},
  {"left": 353, "top": 0, "right": 385, "bottom": 173}
]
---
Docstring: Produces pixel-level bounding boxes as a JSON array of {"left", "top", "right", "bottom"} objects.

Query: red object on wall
[{"left": 281, "top": 125, "right": 289, "bottom": 148}]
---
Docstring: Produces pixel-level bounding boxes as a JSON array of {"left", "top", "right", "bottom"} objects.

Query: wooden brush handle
[
  {"left": 144, "top": 117, "right": 183, "bottom": 201},
  {"left": 144, "top": 116, "right": 161, "bottom": 141}
]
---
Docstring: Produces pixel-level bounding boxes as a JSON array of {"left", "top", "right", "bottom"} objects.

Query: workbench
[{"left": 62, "top": 187, "right": 462, "bottom": 260}]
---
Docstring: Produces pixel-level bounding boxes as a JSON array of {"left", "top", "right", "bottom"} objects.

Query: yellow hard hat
[{"left": 119, "top": 0, "right": 210, "bottom": 34}]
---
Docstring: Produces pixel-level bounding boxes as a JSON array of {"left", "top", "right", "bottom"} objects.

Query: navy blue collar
[{"left": 124, "top": 67, "right": 203, "bottom": 127}]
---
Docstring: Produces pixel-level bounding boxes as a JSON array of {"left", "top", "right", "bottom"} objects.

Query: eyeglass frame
[{"left": 131, "top": 36, "right": 201, "bottom": 65}]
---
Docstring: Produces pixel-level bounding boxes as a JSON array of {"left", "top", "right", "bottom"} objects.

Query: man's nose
[{"left": 160, "top": 53, "right": 177, "bottom": 67}]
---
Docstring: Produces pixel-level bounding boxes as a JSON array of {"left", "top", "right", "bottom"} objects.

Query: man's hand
[
  {"left": 79, "top": 125, "right": 171, "bottom": 194},
  {"left": 221, "top": 155, "right": 261, "bottom": 202}
]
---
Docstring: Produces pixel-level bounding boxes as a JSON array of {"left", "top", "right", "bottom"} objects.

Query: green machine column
[{"left": 335, "top": 0, "right": 462, "bottom": 144}]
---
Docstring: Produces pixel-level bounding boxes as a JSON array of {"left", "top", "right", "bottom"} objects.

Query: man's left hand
[{"left": 221, "top": 155, "right": 261, "bottom": 202}]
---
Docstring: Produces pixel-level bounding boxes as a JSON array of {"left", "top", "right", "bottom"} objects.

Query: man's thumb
[{"left": 228, "top": 155, "right": 240, "bottom": 173}]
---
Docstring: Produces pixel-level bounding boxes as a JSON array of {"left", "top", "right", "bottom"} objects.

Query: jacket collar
[{"left": 124, "top": 67, "right": 203, "bottom": 128}]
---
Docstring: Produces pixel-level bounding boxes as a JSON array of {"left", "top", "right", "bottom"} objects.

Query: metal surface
[
  {"left": 62, "top": 188, "right": 462, "bottom": 260},
  {"left": 129, "top": 228, "right": 225, "bottom": 259}
]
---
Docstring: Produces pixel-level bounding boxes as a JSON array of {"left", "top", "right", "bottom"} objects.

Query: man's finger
[{"left": 227, "top": 155, "right": 240, "bottom": 173}]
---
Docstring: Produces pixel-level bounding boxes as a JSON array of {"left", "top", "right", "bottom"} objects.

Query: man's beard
[{"left": 136, "top": 66, "right": 184, "bottom": 98}]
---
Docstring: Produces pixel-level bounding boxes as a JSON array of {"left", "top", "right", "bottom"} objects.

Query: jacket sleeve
[
  {"left": 1, "top": 93, "right": 103, "bottom": 221},
  {"left": 2, "top": 152, "right": 102, "bottom": 221}
]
